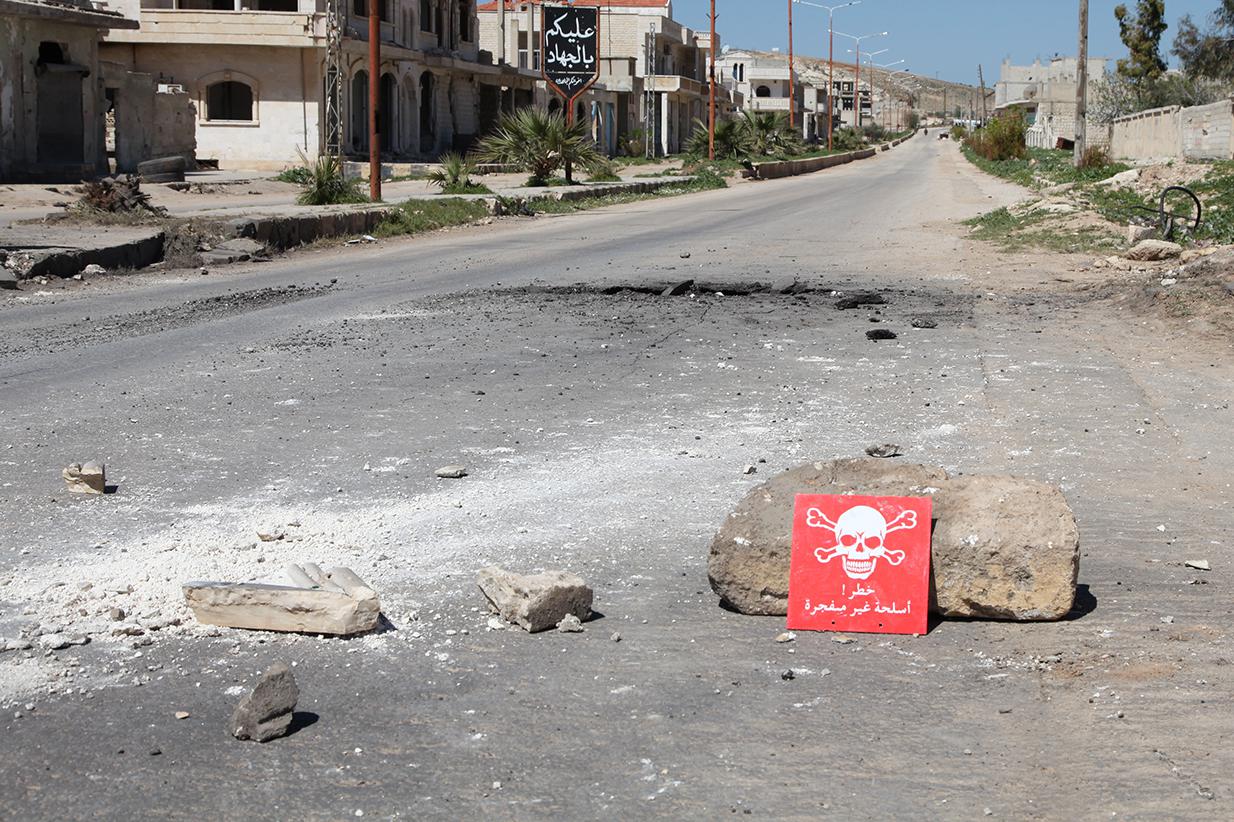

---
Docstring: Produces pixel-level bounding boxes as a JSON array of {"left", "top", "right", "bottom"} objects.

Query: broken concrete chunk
[
  {"left": 62, "top": 462, "right": 105, "bottom": 495},
  {"left": 435, "top": 465, "right": 468, "bottom": 479},
  {"left": 183, "top": 566, "right": 380, "bottom": 635},
  {"left": 477, "top": 566, "right": 593, "bottom": 633},
  {"left": 865, "top": 443, "right": 904, "bottom": 459},
  {"left": 1185, "top": 559, "right": 1211, "bottom": 571},
  {"left": 662, "top": 279, "right": 695, "bottom": 297},
  {"left": 707, "top": 458, "right": 1079, "bottom": 621},
  {"left": 835, "top": 291, "right": 886, "bottom": 310},
  {"left": 556, "top": 614, "right": 585, "bottom": 633},
  {"left": 231, "top": 662, "right": 299, "bottom": 742}
]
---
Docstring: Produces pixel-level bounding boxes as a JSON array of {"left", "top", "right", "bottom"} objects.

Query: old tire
[{"left": 137, "top": 156, "right": 187, "bottom": 176}]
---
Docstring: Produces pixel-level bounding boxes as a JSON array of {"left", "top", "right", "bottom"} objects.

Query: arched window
[
  {"left": 457, "top": 0, "right": 470, "bottom": 41},
  {"left": 206, "top": 80, "right": 254, "bottom": 121},
  {"left": 755, "top": 85, "right": 771, "bottom": 98}
]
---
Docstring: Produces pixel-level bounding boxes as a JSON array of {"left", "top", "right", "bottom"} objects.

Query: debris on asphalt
[
  {"left": 775, "top": 632, "right": 796, "bottom": 643},
  {"left": 183, "top": 565, "right": 381, "bottom": 635},
  {"left": 781, "top": 669, "right": 796, "bottom": 680},
  {"left": 435, "top": 465, "right": 468, "bottom": 479},
  {"left": 256, "top": 531, "right": 285, "bottom": 542},
  {"left": 1185, "top": 559, "right": 1211, "bottom": 571},
  {"left": 866, "top": 329, "right": 898, "bottom": 341},
  {"left": 230, "top": 662, "right": 299, "bottom": 743},
  {"left": 62, "top": 461, "right": 106, "bottom": 495},
  {"left": 865, "top": 443, "right": 904, "bottom": 458},
  {"left": 831, "top": 636, "right": 856, "bottom": 645},
  {"left": 477, "top": 566, "right": 593, "bottom": 633},
  {"left": 835, "top": 291, "right": 886, "bottom": 310},
  {"left": 611, "top": 631, "right": 622, "bottom": 642},
  {"left": 911, "top": 317, "right": 938, "bottom": 329},
  {"left": 175, "top": 711, "right": 190, "bottom": 720},
  {"left": 743, "top": 464, "right": 758, "bottom": 475},
  {"left": 556, "top": 614, "right": 585, "bottom": 633},
  {"left": 662, "top": 279, "right": 695, "bottom": 297}
]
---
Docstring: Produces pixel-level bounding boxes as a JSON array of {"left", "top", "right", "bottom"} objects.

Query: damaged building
[
  {"left": 97, "top": 0, "right": 535, "bottom": 170},
  {"left": 0, "top": 0, "right": 138, "bottom": 181}
]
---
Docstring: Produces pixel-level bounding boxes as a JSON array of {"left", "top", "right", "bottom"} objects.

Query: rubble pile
[{"left": 74, "top": 175, "right": 167, "bottom": 217}]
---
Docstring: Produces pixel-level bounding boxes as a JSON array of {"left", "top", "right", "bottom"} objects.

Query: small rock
[
  {"left": 781, "top": 669, "right": 796, "bottom": 681},
  {"left": 38, "top": 633, "right": 88, "bottom": 651},
  {"left": 256, "top": 531, "right": 284, "bottom": 542},
  {"left": 864, "top": 443, "right": 904, "bottom": 459},
  {"left": 435, "top": 465, "right": 468, "bottom": 479},
  {"left": 910, "top": 317, "right": 938, "bottom": 329},
  {"left": 1185, "top": 559, "right": 1211, "bottom": 571},
  {"left": 1161, "top": 615, "right": 1175, "bottom": 624},
  {"left": 610, "top": 631, "right": 622, "bottom": 643},
  {"left": 742, "top": 464, "right": 757, "bottom": 475},
  {"left": 662, "top": 279, "right": 695, "bottom": 297},
  {"left": 1126, "top": 224, "right": 1156, "bottom": 244},
  {"left": 62, "top": 462, "right": 106, "bottom": 495},
  {"left": 149, "top": 747, "right": 162, "bottom": 756},
  {"left": 109, "top": 607, "right": 126, "bottom": 621},
  {"left": 866, "top": 329, "right": 897, "bottom": 341},
  {"left": 679, "top": 252, "right": 692, "bottom": 259},
  {"left": 231, "top": 662, "right": 299, "bottom": 742},
  {"left": 477, "top": 566, "right": 593, "bottom": 633},
  {"left": 175, "top": 711, "right": 190, "bottom": 720},
  {"left": 1125, "top": 239, "right": 1182, "bottom": 262},
  {"left": 82, "top": 264, "right": 107, "bottom": 276},
  {"left": 556, "top": 614, "right": 585, "bottom": 633},
  {"left": 775, "top": 632, "right": 796, "bottom": 643},
  {"left": 835, "top": 291, "right": 885, "bottom": 310},
  {"left": 831, "top": 636, "right": 855, "bottom": 645}
]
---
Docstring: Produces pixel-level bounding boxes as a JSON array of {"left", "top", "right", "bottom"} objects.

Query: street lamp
[
  {"left": 792, "top": 0, "right": 862, "bottom": 149},
  {"left": 834, "top": 29, "right": 887, "bottom": 130},
  {"left": 847, "top": 47, "right": 892, "bottom": 131}
]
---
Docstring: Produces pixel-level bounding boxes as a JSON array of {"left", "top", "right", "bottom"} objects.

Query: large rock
[
  {"left": 707, "top": 459, "right": 1080, "bottom": 621},
  {"left": 1125, "top": 239, "right": 1182, "bottom": 262},
  {"left": 183, "top": 580, "right": 380, "bottom": 635},
  {"left": 231, "top": 662, "right": 299, "bottom": 742},
  {"left": 930, "top": 475, "right": 1079, "bottom": 619},
  {"left": 477, "top": 567, "right": 593, "bottom": 633},
  {"left": 708, "top": 459, "right": 947, "bottom": 616}
]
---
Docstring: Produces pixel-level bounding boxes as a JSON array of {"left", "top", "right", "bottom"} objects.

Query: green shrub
[
  {"left": 1078, "top": 145, "right": 1112, "bottom": 170},
  {"left": 426, "top": 153, "right": 491, "bottom": 194},
  {"left": 832, "top": 127, "right": 866, "bottom": 151},
  {"left": 295, "top": 154, "right": 367, "bottom": 205},
  {"left": 585, "top": 161, "right": 622, "bottom": 183},
  {"left": 374, "top": 198, "right": 490, "bottom": 237},
  {"left": 620, "top": 128, "right": 648, "bottom": 158},
  {"left": 475, "top": 108, "right": 603, "bottom": 185},
  {"left": 964, "top": 113, "right": 1026, "bottom": 162},
  {"left": 274, "top": 166, "right": 313, "bottom": 185}
]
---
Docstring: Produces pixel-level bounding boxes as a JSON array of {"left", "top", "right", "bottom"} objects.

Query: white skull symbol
[{"left": 808, "top": 504, "right": 916, "bottom": 580}]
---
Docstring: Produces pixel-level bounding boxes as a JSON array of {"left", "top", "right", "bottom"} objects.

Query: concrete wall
[{"left": 1111, "top": 100, "right": 1233, "bottom": 162}]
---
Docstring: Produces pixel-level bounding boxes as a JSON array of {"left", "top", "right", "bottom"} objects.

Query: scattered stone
[
  {"left": 662, "top": 279, "right": 695, "bottom": 297},
  {"left": 679, "top": 252, "right": 692, "bottom": 259},
  {"left": 708, "top": 458, "right": 1080, "bottom": 620},
  {"left": 556, "top": 614, "right": 585, "bottom": 633},
  {"left": 864, "top": 443, "right": 904, "bottom": 459},
  {"left": 835, "top": 291, "right": 886, "bottom": 310},
  {"left": 611, "top": 631, "right": 622, "bottom": 643},
  {"left": 1125, "top": 239, "right": 1183, "bottom": 262},
  {"left": 256, "top": 531, "right": 284, "bottom": 542},
  {"left": 184, "top": 567, "right": 381, "bottom": 635},
  {"left": 1185, "top": 559, "right": 1211, "bottom": 571},
  {"left": 866, "top": 329, "right": 897, "bottom": 341},
  {"left": 910, "top": 317, "right": 938, "bottom": 329},
  {"left": 775, "top": 632, "right": 796, "bottom": 643},
  {"left": 175, "top": 711, "right": 190, "bottom": 720},
  {"left": 1161, "top": 615, "right": 1175, "bottom": 624},
  {"left": 231, "top": 662, "right": 299, "bottom": 742},
  {"left": 477, "top": 566, "right": 593, "bottom": 633},
  {"left": 38, "top": 633, "right": 88, "bottom": 651},
  {"left": 1223, "top": 282, "right": 1234, "bottom": 297},
  {"left": 111, "top": 624, "right": 144, "bottom": 637},
  {"left": 1127, "top": 224, "right": 1156, "bottom": 244},
  {"left": 743, "top": 464, "right": 758, "bottom": 475},
  {"left": 435, "top": 465, "right": 468, "bottom": 479},
  {"left": 62, "top": 462, "right": 106, "bottom": 495},
  {"left": 1095, "top": 168, "right": 1141, "bottom": 189},
  {"left": 82, "top": 263, "right": 107, "bottom": 276},
  {"left": 0, "top": 271, "right": 17, "bottom": 290},
  {"left": 831, "top": 636, "right": 855, "bottom": 645},
  {"left": 1, "top": 638, "right": 33, "bottom": 653},
  {"left": 780, "top": 669, "right": 796, "bottom": 681},
  {"left": 109, "top": 607, "right": 126, "bottom": 621}
]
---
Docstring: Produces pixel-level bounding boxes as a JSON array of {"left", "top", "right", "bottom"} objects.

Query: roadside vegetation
[
  {"left": 474, "top": 108, "right": 603, "bottom": 186},
  {"left": 373, "top": 198, "right": 490, "bottom": 238},
  {"left": 426, "top": 153, "right": 492, "bottom": 195},
  {"left": 512, "top": 166, "right": 727, "bottom": 215},
  {"left": 295, "top": 154, "right": 367, "bottom": 206}
]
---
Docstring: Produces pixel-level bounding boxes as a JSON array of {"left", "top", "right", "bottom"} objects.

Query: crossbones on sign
[{"left": 807, "top": 505, "right": 917, "bottom": 580}]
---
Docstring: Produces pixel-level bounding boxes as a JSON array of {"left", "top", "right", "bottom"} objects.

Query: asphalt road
[{"left": 2, "top": 137, "right": 1233, "bottom": 820}]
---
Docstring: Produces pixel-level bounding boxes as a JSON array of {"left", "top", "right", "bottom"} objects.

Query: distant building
[
  {"left": 0, "top": 0, "right": 138, "bottom": 181},
  {"left": 715, "top": 49, "right": 837, "bottom": 141},
  {"left": 994, "top": 55, "right": 1108, "bottom": 147}
]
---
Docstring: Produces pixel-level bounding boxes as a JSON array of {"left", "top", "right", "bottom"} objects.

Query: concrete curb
[
  {"left": 748, "top": 130, "right": 916, "bottom": 180},
  {"left": 12, "top": 232, "right": 165, "bottom": 280}
]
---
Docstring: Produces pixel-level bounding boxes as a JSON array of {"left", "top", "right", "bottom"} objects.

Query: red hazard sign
[{"left": 787, "top": 494, "right": 932, "bottom": 636}]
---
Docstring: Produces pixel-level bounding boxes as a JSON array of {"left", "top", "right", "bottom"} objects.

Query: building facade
[
  {"left": 994, "top": 55, "right": 1108, "bottom": 147},
  {"left": 1, "top": 0, "right": 138, "bottom": 181},
  {"left": 99, "top": 0, "right": 522, "bottom": 169}
]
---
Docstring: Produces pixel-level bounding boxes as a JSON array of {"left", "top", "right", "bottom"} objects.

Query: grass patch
[
  {"left": 373, "top": 198, "right": 490, "bottom": 238},
  {"left": 273, "top": 167, "right": 313, "bottom": 185},
  {"left": 438, "top": 182, "right": 492, "bottom": 195},
  {"left": 964, "top": 206, "right": 1122, "bottom": 254},
  {"left": 1190, "top": 160, "right": 1234, "bottom": 245},
  {"left": 517, "top": 170, "right": 727, "bottom": 215},
  {"left": 962, "top": 146, "right": 1133, "bottom": 190}
]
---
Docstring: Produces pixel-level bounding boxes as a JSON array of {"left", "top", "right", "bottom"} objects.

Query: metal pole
[
  {"left": 787, "top": 0, "right": 795, "bottom": 129},
  {"left": 368, "top": 0, "right": 380, "bottom": 201},
  {"left": 854, "top": 42, "right": 860, "bottom": 131},
  {"left": 1074, "top": 0, "right": 1089, "bottom": 167},
  {"left": 827, "top": 10, "right": 834, "bottom": 148},
  {"left": 709, "top": 0, "right": 716, "bottom": 160}
]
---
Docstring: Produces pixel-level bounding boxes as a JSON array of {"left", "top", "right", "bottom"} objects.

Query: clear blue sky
[{"left": 672, "top": 0, "right": 1218, "bottom": 85}]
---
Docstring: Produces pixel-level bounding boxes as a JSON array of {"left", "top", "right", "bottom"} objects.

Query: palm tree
[
  {"left": 474, "top": 108, "right": 603, "bottom": 186},
  {"left": 685, "top": 118, "right": 753, "bottom": 159}
]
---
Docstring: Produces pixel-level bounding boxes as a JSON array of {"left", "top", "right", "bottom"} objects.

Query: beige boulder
[
  {"left": 183, "top": 578, "right": 380, "bottom": 635},
  {"left": 707, "top": 459, "right": 1080, "bottom": 621},
  {"left": 1125, "top": 239, "right": 1182, "bottom": 262}
]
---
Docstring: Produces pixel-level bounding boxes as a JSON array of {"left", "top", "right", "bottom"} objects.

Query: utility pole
[
  {"left": 977, "top": 64, "right": 987, "bottom": 125},
  {"left": 709, "top": 0, "right": 716, "bottom": 160},
  {"left": 828, "top": 12, "right": 835, "bottom": 148},
  {"left": 787, "top": 0, "right": 795, "bottom": 130},
  {"left": 1074, "top": 0, "right": 1089, "bottom": 167},
  {"left": 368, "top": 0, "right": 380, "bottom": 201}
]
